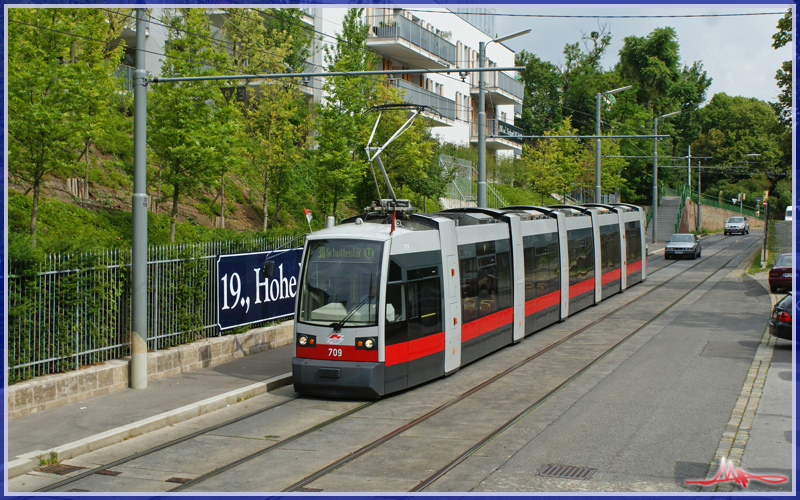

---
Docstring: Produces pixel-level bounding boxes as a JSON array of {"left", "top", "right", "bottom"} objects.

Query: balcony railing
[
  {"left": 391, "top": 78, "right": 456, "bottom": 122},
  {"left": 470, "top": 69, "right": 523, "bottom": 102},
  {"left": 368, "top": 15, "right": 456, "bottom": 66},
  {"left": 470, "top": 119, "right": 524, "bottom": 145}
]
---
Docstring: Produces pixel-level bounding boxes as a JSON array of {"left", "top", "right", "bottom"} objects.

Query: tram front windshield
[{"left": 298, "top": 239, "right": 384, "bottom": 327}]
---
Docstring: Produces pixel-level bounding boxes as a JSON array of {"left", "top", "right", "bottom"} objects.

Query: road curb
[{"left": 7, "top": 372, "right": 293, "bottom": 479}]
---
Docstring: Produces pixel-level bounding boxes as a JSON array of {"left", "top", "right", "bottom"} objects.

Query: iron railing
[
  {"left": 8, "top": 235, "right": 303, "bottom": 382},
  {"left": 390, "top": 78, "right": 456, "bottom": 121},
  {"left": 439, "top": 154, "right": 507, "bottom": 209},
  {"left": 470, "top": 69, "right": 524, "bottom": 101},
  {"left": 368, "top": 15, "right": 456, "bottom": 65}
]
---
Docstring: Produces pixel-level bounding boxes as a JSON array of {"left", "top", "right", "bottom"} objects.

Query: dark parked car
[
  {"left": 768, "top": 292, "right": 793, "bottom": 341},
  {"left": 724, "top": 216, "right": 749, "bottom": 235},
  {"left": 665, "top": 233, "right": 701, "bottom": 260},
  {"left": 768, "top": 253, "right": 794, "bottom": 293}
]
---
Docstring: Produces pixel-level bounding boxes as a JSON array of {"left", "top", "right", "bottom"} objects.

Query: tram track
[{"left": 31, "top": 233, "right": 751, "bottom": 493}]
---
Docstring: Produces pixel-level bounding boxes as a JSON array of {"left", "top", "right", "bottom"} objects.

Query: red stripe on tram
[
  {"left": 601, "top": 268, "right": 621, "bottom": 284},
  {"left": 461, "top": 307, "right": 514, "bottom": 343},
  {"left": 385, "top": 332, "right": 445, "bottom": 366},
  {"left": 525, "top": 290, "right": 560, "bottom": 316},
  {"left": 627, "top": 259, "right": 642, "bottom": 274},
  {"left": 569, "top": 277, "right": 595, "bottom": 297}
]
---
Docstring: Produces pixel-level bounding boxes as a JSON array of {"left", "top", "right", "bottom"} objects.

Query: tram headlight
[
  {"left": 297, "top": 334, "right": 316, "bottom": 347},
  {"left": 355, "top": 337, "right": 377, "bottom": 350}
]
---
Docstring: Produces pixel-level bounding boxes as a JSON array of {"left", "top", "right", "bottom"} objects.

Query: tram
[{"left": 290, "top": 201, "right": 646, "bottom": 398}]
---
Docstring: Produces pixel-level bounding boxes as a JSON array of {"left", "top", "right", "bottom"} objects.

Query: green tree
[
  {"left": 148, "top": 9, "right": 242, "bottom": 242},
  {"left": 8, "top": 8, "right": 127, "bottom": 246},
  {"left": 771, "top": 9, "right": 792, "bottom": 127},
  {"left": 222, "top": 8, "right": 312, "bottom": 231},
  {"left": 516, "top": 50, "right": 564, "bottom": 136}
]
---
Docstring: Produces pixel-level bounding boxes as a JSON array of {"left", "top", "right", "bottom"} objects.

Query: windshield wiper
[
  {"left": 331, "top": 294, "right": 373, "bottom": 332},
  {"left": 331, "top": 273, "right": 375, "bottom": 332}
]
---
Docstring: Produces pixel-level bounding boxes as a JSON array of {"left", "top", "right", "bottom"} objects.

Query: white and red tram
[{"left": 291, "top": 203, "right": 646, "bottom": 398}]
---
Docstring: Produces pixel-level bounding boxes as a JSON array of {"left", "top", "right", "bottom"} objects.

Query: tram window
[
  {"left": 523, "top": 233, "right": 560, "bottom": 301},
  {"left": 459, "top": 255, "right": 478, "bottom": 323},
  {"left": 407, "top": 277, "right": 441, "bottom": 340},
  {"left": 476, "top": 241, "right": 495, "bottom": 256},
  {"left": 626, "top": 221, "right": 642, "bottom": 262},
  {"left": 496, "top": 251, "right": 512, "bottom": 311},
  {"left": 388, "top": 260, "right": 403, "bottom": 282},
  {"left": 567, "top": 228, "right": 594, "bottom": 286}
]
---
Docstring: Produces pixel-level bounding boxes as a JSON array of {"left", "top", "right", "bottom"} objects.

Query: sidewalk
[{"left": 6, "top": 344, "right": 294, "bottom": 477}]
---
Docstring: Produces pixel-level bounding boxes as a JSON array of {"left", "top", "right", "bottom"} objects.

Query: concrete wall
[
  {"left": 7, "top": 322, "right": 293, "bottom": 419},
  {"left": 683, "top": 200, "right": 765, "bottom": 232}
]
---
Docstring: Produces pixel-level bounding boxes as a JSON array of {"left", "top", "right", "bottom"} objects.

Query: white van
[{"left": 786, "top": 206, "right": 793, "bottom": 221}]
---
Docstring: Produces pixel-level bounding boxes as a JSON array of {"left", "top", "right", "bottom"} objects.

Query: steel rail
[
  {"left": 34, "top": 234, "right": 731, "bottom": 493},
  {"left": 280, "top": 234, "right": 742, "bottom": 493},
  {"left": 411, "top": 236, "right": 761, "bottom": 491},
  {"left": 34, "top": 394, "right": 302, "bottom": 492}
]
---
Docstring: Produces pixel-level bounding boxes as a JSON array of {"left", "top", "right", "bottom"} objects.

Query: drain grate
[
  {"left": 67, "top": 489, "right": 90, "bottom": 492},
  {"left": 96, "top": 469, "right": 122, "bottom": 476},
  {"left": 297, "top": 487, "right": 323, "bottom": 492},
  {"left": 165, "top": 477, "right": 193, "bottom": 484},
  {"left": 538, "top": 464, "right": 596, "bottom": 480},
  {"left": 34, "top": 464, "right": 86, "bottom": 475}
]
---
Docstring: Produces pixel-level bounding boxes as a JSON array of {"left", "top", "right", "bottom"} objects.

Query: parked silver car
[
  {"left": 724, "top": 216, "right": 749, "bottom": 235},
  {"left": 665, "top": 233, "right": 701, "bottom": 260}
]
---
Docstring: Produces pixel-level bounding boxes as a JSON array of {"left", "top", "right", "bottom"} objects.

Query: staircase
[{"left": 655, "top": 196, "right": 681, "bottom": 242}]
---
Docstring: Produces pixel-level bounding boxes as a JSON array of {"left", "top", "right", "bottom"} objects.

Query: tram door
[
  {"left": 383, "top": 257, "right": 445, "bottom": 393},
  {"left": 599, "top": 224, "right": 622, "bottom": 298}
]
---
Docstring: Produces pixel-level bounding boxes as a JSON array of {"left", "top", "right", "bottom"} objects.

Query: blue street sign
[{"left": 217, "top": 248, "right": 303, "bottom": 330}]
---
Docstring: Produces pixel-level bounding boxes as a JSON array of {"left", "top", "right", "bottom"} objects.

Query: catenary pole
[{"left": 131, "top": 8, "right": 148, "bottom": 389}]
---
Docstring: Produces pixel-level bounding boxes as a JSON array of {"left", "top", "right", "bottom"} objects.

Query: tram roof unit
[
  {"left": 433, "top": 207, "right": 513, "bottom": 226},
  {"left": 608, "top": 203, "right": 643, "bottom": 213},
  {"left": 499, "top": 205, "right": 557, "bottom": 221},
  {"left": 547, "top": 204, "right": 594, "bottom": 217}
]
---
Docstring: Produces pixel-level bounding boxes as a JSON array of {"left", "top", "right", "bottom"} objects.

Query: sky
[{"left": 484, "top": 5, "right": 792, "bottom": 105}]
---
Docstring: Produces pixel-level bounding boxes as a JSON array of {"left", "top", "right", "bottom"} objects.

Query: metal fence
[
  {"left": 440, "top": 154, "right": 507, "bottom": 209},
  {"left": 8, "top": 235, "right": 303, "bottom": 382}
]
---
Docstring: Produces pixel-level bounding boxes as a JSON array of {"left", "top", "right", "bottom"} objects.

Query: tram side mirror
[{"left": 262, "top": 259, "right": 275, "bottom": 279}]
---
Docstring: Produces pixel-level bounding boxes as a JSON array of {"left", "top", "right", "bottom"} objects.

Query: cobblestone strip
[{"left": 706, "top": 326, "right": 777, "bottom": 493}]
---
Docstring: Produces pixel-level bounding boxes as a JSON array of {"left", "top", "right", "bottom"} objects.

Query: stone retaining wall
[
  {"left": 684, "top": 200, "right": 765, "bottom": 232},
  {"left": 7, "top": 321, "right": 293, "bottom": 419}
]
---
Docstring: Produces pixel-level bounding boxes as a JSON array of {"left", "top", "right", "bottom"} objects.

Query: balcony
[
  {"left": 390, "top": 78, "right": 455, "bottom": 127},
  {"left": 470, "top": 70, "right": 523, "bottom": 105},
  {"left": 367, "top": 15, "right": 456, "bottom": 69},
  {"left": 470, "top": 118, "right": 523, "bottom": 152}
]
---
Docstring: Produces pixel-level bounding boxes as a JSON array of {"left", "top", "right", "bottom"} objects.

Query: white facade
[{"left": 312, "top": 7, "right": 523, "bottom": 157}]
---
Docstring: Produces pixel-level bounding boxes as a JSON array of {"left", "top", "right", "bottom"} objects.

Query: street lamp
[
  {"left": 652, "top": 110, "right": 680, "bottom": 243},
  {"left": 595, "top": 85, "right": 631, "bottom": 203},
  {"left": 478, "top": 28, "right": 530, "bottom": 208}
]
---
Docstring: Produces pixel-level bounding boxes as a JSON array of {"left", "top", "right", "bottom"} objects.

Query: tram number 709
[{"left": 328, "top": 348, "right": 343, "bottom": 357}]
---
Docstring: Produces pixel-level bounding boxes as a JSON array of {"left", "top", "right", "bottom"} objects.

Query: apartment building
[{"left": 117, "top": 7, "right": 523, "bottom": 157}]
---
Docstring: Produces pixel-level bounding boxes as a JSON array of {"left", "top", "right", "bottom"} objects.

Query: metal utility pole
[
  {"left": 652, "top": 111, "right": 679, "bottom": 243},
  {"left": 687, "top": 145, "right": 692, "bottom": 190},
  {"left": 595, "top": 85, "right": 631, "bottom": 203},
  {"left": 131, "top": 8, "right": 148, "bottom": 389},
  {"left": 697, "top": 161, "right": 701, "bottom": 232},
  {"left": 477, "top": 29, "right": 529, "bottom": 208}
]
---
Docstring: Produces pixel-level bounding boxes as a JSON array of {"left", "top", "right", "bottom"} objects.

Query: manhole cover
[
  {"left": 34, "top": 464, "right": 86, "bottom": 475},
  {"left": 96, "top": 469, "right": 122, "bottom": 476},
  {"left": 165, "top": 477, "right": 193, "bottom": 484},
  {"left": 538, "top": 464, "right": 596, "bottom": 480}
]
